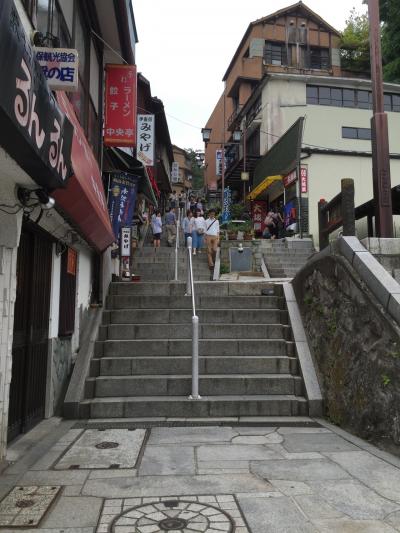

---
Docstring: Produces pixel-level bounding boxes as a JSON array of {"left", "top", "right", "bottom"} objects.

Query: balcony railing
[{"left": 227, "top": 105, "right": 243, "bottom": 129}]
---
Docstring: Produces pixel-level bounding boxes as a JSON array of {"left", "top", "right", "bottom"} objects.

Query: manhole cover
[
  {"left": 159, "top": 517, "right": 188, "bottom": 530},
  {"left": 15, "top": 499, "right": 35, "bottom": 508},
  {"left": 111, "top": 500, "right": 235, "bottom": 532},
  {"left": 95, "top": 441, "right": 119, "bottom": 449}
]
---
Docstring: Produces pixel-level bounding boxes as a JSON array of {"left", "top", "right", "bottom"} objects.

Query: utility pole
[{"left": 368, "top": 0, "right": 393, "bottom": 237}]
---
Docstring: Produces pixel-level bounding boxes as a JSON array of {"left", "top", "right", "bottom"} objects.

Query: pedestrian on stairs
[
  {"left": 182, "top": 209, "right": 193, "bottom": 246},
  {"left": 205, "top": 209, "right": 219, "bottom": 276},
  {"left": 165, "top": 208, "right": 177, "bottom": 246},
  {"left": 151, "top": 210, "right": 162, "bottom": 249},
  {"left": 191, "top": 211, "right": 206, "bottom": 255}
]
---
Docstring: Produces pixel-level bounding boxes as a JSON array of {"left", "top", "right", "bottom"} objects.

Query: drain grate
[{"left": 95, "top": 441, "right": 119, "bottom": 449}]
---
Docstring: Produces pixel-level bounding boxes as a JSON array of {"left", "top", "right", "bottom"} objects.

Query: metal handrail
[
  {"left": 174, "top": 208, "right": 181, "bottom": 281},
  {"left": 185, "top": 236, "right": 201, "bottom": 399}
]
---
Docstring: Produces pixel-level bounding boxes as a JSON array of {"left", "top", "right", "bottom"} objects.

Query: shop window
[
  {"left": 307, "top": 85, "right": 400, "bottom": 112},
  {"left": 59, "top": 247, "right": 77, "bottom": 337},
  {"left": 264, "top": 42, "right": 287, "bottom": 66},
  {"left": 357, "top": 90, "right": 370, "bottom": 110},
  {"left": 342, "top": 127, "right": 371, "bottom": 140},
  {"left": 306, "top": 86, "right": 318, "bottom": 105}
]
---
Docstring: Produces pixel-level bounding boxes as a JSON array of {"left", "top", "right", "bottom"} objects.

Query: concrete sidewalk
[{"left": 0, "top": 418, "right": 400, "bottom": 532}]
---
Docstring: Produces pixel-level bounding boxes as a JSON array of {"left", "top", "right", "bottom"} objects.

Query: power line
[{"left": 165, "top": 113, "right": 202, "bottom": 130}]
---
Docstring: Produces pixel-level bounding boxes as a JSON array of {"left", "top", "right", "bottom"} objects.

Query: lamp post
[{"left": 368, "top": 0, "right": 393, "bottom": 237}]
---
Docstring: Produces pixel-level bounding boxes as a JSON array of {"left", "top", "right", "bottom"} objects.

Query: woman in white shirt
[{"left": 190, "top": 211, "right": 206, "bottom": 255}]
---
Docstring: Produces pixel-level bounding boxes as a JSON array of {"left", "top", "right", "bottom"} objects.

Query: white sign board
[
  {"left": 34, "top": 47, "right": 79, "bottom": 91},
  {"left": 137, "top": 114, "right": 155, "bottom": 166},
  {"left": 121, "top": 227, "right": 131, "bottom": 257},
  {"left": 216, "top": 149, "right": 228, "bottom": 176},
  {"left": 171, "top": 161, "right": 180, "bottom": 183}
]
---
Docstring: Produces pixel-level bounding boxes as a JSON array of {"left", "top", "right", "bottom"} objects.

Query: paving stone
[
  {"left": 139, "top": 446, "right": 195, "bottom": 475},
  {"left": 5, "top": 529, "right": 94, "bottom": 533},
  {"left": 42, "top": 497, "right": 102, "bottom": 528},
  {"left": 313, "top": 519, "right": 398, "bottom": 532},
  {"left": 19, "top": 470, "right": 89, "bottom": 486},
  {"left": 308, "top": 479, "right": 399, "bottom": 520},
  {"left": 327, "top": 451, "right": 400, "bottom": 502},
  {"left": 237, "top": 494, "right": 318, "bottom": 532},
  {"left": 55, "top": 429, "right": 146, "bottom": 470},
  {"left": 234, "top": 427, "right": 277, "bottom": 435},
  {"left": 231, "top": 436, "right": 272, "bottom": 445},
  {"left": 282, "top": 433, "right": 359, "bottom": 453},
  {"left": 88, "top": 470, "right": 137, "bottom": 480},
  {"left": 251, "top": 459, "right": 350, "bottom": 481},
  {"left": 197, "top": 461, "right": 249, "bottom": 472},
  {"left": 197, "top": 445, "right": 283, "bottom": 462},
  {"left": 62, "top": 486, "right": 82, "bottom": 496},
  {"left": 277, "top": 427, "right": 332, "bottom": 434},
  {"left": 82, "top": 474, "right": 273, "bottom": 498},
  {"left": 148, "top": 427, "right": 237, "bottom": 444},
  {"left": 0, "top": 486, "right": 60, "bottom": 527},
  {"left": 269, "top": 480, "right": 313, "bottom": 496},
  {"left": 294, "top": 494, "right": 345, "bottom": 519},
  {"left": 386, "top": 510, "right": 400, "bottom": 530}
]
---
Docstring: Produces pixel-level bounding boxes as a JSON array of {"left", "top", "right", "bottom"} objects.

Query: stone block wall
[{"left": 220, "top": 239, "right": 263, "bottom": 272}]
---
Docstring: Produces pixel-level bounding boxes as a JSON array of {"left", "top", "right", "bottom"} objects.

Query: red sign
[
  {"left": 53, "top": 92, "right": 115, "bottom": 252},
  {"left": 252, "top": 201, "right": 267, "bottom": 235},
  {"left": 301, "top": 167, "right": 308, "bottom": 193},
  {"left": 67, "top": 248, "right": 77, "bottom": 275},
  {"left": 146, "top": 167, "right": 160, "bottom": 197},
  {"left": 283, "top": 169, "right": 297, "bottom": 189},
  {"left": 104, "top": 64, "right": 137, "bottom": 147}
]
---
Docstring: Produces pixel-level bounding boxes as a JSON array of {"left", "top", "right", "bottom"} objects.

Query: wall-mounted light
[
  {"left": 232, "top": 130, "right": 242, "bottom": 143},
  {"left": 16, "top": 187, "right": 56, "bottom": 210},
  {"left": 201, "top": 128, "right": 212, "bottom": 143}
]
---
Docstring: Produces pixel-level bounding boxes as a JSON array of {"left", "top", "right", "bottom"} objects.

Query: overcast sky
[{"left": 133, "top": 1, "right": 367, "bottom": 150}]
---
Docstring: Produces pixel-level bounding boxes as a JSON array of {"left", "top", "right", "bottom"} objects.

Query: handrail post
[
  {"left": 190, "top": 315, "right": 200, "bottom": 399},
  {"left": 174, "top": 209, "right": 180, "bottom": 281},
  {"left": 186, "top": 236, "right": 192, "bottom": 296},
  {"left": 341, "top": 178, "right": 355, "bottom": 237},
  {"left": 318, "top": 199, "right": 328, "bottom": 250}
]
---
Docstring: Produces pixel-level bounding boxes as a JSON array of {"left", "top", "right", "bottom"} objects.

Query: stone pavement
[{"left": 1, "top": 418, "right": 400, "bottom": 532}]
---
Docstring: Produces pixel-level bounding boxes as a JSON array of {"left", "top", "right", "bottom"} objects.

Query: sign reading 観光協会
[
  {"left": 34, "top": 47, "right": 79, "bottom": 91},
  {"left": 137, "top": 114, "right": 155, "bottom": 166},
  {"left": 301, "top": 167, "right": 308, "bottom": 193},
  {"left": 104, "top": 64, "right": 137, "bottom": 147}
]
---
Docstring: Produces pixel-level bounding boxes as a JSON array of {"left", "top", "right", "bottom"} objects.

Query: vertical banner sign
[
  {"left": 171, "top": 162, "right": 179, "bottom": 183},
  {"left": 107, "top": 172, "right": 140, "bottom": 239},
  {"left": 222, "top": 187, "right": 232, "bottom": 223},
  {"left": 120, "top": 227, "right": 131, "bottom": 257},
  {"left": 104, "top": 64, "right": 137, "bottom": 147},
  {"left": 300, "top": 167, "right": 308, "bottom": 193},
  {"left": 137, "top": 114, "right": 155, "bottom": 166},
  {"left": 252, "top": 201, "right": 267, "bottom": 234}
]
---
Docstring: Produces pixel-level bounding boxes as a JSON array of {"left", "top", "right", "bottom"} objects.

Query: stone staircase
[
  {"left": 80, "top": 281, "right": 309, "bottom": 420},
  {"left": 261, "top": 238, "right": 314, "bottom": 278},
  {"left": 131, "top": 247, "right": 211, "bottom": 281}
]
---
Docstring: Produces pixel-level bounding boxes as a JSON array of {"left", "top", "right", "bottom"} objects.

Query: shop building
[
  {"left": 0, "top": 0, "right": 139, "bottom": 454},
  {"left": 171, "top": 145, "right": 193, "bottom": 196}
]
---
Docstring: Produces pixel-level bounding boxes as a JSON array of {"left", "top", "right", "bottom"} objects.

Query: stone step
[
  {"left": 84, "top": 395, "right": 309, "bottom": 418},
  {"left": 109, "top": 281, "right": 283, "bottom": 297},
  {"left": 103, "top": 308, "right": 287, "bottom": 325},
  {"left": 101, "top": 323, "right": 289, "bottom": 340},
  {"left": 92, "top": 355, "right": 298, "bottom": 376},
  {"left": 83, "top": 416, "right": 316, "bottom": 427},
  {"left": 96, "top": 339, "right": 294, "bottom": 358},
  {"left": 106, "top": 295, "right": 284, "bottom": 310},
  {"left": 88, "top": 374, "right": 304, "bottom": 398}
]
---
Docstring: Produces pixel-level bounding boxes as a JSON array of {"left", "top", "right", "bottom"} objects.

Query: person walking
[
  {"left": 164, "top": 208, "right": 177, "bottom": 246},
  {"left": 151, "top": 210, "right": 162, "bottom": 249},
  {"left": 205, "top": 209, "right": 220, "bottom": 278},
  {"left": 191, "top": 211, "right": 206, "bottom": 255},
  {"left": 182, "top": 209, "right": 193, "bottom": 246}
]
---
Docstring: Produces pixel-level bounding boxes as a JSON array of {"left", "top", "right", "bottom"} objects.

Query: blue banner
[
  {"left": 221, "top": 186, "right": 232, "bottom": 223},
  {"left": 107, "top": 172, "right": 139, "bottom": 239}
]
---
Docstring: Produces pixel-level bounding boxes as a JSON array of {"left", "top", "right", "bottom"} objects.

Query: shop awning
[
  {"left": 52, "top": 92, "right": 115, "bottom": 252},
  {"left": 108, "top": 148, "right": 158, "bottom": 207},
  {"left": 247, "top": 175, "right": 282, "bottom": 200}
]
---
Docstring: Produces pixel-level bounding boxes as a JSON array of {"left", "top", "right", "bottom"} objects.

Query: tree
[
  {"left": 381, "top": 0, "right": 400, "bottom": 82},
  {"left": 185, "top": 149, "right": 204, "bottom": 191},
  {"left": 340, "top": 9, "right": 370, "bottom": 74}
]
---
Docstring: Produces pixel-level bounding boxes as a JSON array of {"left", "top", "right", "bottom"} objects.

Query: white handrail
[
  {"left": 174, "top": 208, "right": 181, "bottom": 281},
  {"left": 185, "top": 236, "right": 201, "bottom": 400}
]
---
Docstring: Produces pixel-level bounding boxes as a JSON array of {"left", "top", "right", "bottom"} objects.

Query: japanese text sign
[
  {"left": 66, "top": 247, "right": 77, "bottom": 275},
  {"left": 121, "top": 227, "right": 131, "bottom": 257},
  {"left": 216, "top": 149, "right": 227, "bottom": 176},
  {"left": 252, "top": 201, "right": 267, "bottom": 233},
  {"left": 107, "top": 172, "right": 139, "bottom": 239},
  {"left": 301, "top": 167, "right": 308, "bottom": 193},
  {"left": 137, "top": 114, "right": 155, "bottom": 166},
  {"left": 34, "top": 47, "right": 79, "bottom": 92},
  {"left": 221, "top": 187, "right": 232, "bottom": 223},
  {"left": 104, "top": 64, "right": 137, "bottom": 147},
  {"left": 171, "top": 162, "right": 179, "bottom": 183},
  {"left": 283, "top": 169, "right": 297, "bottom": 189}
]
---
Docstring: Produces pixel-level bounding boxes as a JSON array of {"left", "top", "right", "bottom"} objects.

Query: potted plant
[{"left": 242, "top": 221, "right": 254, "bottom": 240}]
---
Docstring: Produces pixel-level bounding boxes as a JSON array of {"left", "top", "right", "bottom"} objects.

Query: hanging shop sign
[
  {"left": 0, "top": 0, "right": 73, "bottom": 190},
  {"left": 107, "top": 172, "right": 140, "bottom": 239},
  {"left": 171, "top": 162, "right": 180, "bottom": 183},
  {"left": 282, "top": 169, "right": 297, "bottom": 189},
  {"left": 252, "top": 200, "right": 267, "bottom": 234},
  {"left": 300, "top": 167, "right": 308, "bottom": 193},
  {"left": 221, "top": 186, "right": 232, "bottom": 223},
  {"left": 137, "top": 114, "right": 155, "bottom": 166},
  {"left": 216, "top": 149, "right": 227, "bottom": 176},
  {"left": 34, "top": 47, "right": 79, "bottom": 92},
  {"left": 120, "top": 227, "right": 131, "bottom": 257},
  {"left": 104, "top": 64, "right": 137, "bottom": 147},
  {"left": 66, "top": 247, "right": 77, "bottom": 275}
]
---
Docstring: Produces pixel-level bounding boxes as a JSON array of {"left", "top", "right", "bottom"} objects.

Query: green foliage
[
  {"left": 303, "top": 294, "right": 313, "bottom": 306},
  {"left": 230, "top": 203, "right": 246, "bottom": 219},
  {"left": 381, "top": 0, "right": 400, "bottom": 82},
  {"left": 381, "top": 374, "right": 391, "bottom": 387},
  {"left": 185, "top": 149, "right": 204, "bottom": 190},
  {"left": 340, "top": 9, "right": 370, "bottom": 74},
  {"left": 220, "top": 263, "right": 230, "bottom": 275}
]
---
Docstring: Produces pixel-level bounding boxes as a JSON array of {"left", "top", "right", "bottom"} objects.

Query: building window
[
  {"left": 342, "top": 127, "right": 372, "bottom": 140},
  {"left": 309, "top": 47, "right": 330, "bottom": 70},
  {"left": 307, "top": 85, "right": 400, "bottom": 112},
  {"left": 264, "top": 42, "right": 287, "bottom": 66},
  {"left": 58, "top": 247, "right": 77, "bottom": 337}
]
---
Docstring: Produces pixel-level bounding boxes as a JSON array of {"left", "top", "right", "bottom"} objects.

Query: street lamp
[{"left": 201, "top": 128, "right": 212, "bottom": 143}]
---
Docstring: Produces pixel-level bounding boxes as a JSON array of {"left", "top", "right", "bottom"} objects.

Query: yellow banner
[{"left": 247, "top": 175, "right": 282, "bottom": 200}]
